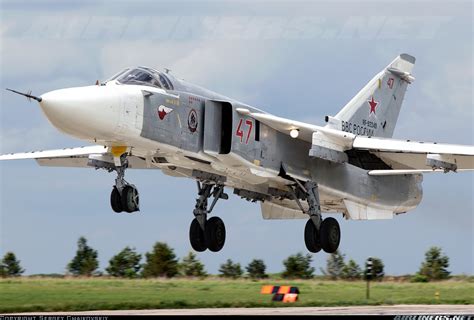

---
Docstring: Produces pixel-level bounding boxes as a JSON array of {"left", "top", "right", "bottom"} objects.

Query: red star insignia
[{"left": 368, "top": 96, "right": 378, "bottom": 115}]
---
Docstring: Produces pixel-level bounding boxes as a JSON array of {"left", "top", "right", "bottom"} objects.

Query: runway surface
[{"left": 10, "top": 305, "right": 474, "bottom": 315}]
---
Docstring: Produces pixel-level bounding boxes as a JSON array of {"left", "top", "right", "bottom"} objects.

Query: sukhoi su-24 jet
[{"left": 2, "top": 54, "right": 473, "bottom": 253}]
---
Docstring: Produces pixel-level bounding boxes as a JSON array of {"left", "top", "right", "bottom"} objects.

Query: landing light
[{"left": 290, "top": 129, "right": 299, "bottom": 139}]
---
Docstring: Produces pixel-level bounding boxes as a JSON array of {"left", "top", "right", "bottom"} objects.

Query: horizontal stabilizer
[{"left": 343, "top": 200, "right": 393, "bottom": 220}]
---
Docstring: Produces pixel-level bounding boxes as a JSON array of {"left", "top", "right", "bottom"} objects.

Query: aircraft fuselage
[{"left": 37, "top": 71, "right": 422, "bottom": 219}]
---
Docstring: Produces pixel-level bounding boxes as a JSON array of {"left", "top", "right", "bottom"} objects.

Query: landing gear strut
[
  {"left": 293, "top": 180, "right": 340, "bottom": 253},
  {"left": 189, "top": 181, "right": 228, "bottom": 252},
  {"left": 109, "top": 156, "right": 139, "bottom": 213}
]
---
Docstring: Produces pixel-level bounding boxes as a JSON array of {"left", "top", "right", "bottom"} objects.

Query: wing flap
[
  {"left": 375, "top": 152, "right": 474, "bottom": 171},
  {"left": 353, "top": 136, "right": 474, "bottom": 155},
  {"left": 36, "top": 157, "right": 91, "bottom": 168},
  {"left": 353, "top": 136, "right": 474, "bottom": 171}
]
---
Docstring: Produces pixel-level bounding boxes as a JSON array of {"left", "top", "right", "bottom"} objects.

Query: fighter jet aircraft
[{"left": 2, "top": 54, "right": 473, "bottom": 253}]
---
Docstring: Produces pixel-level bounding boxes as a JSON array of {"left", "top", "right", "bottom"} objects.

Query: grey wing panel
[
  {"left": 37, "top": 155, "right": 151, "bottom": 169},
  {"left": 353, "top": 136, "right": 474, "bottom": 170},
  {"left": 375, "top": 152, "right": 474, "bottom": 170}
]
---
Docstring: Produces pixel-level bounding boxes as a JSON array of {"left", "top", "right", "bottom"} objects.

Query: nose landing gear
[
  {"left": 120, "top": 185, "right": 140, "bottom": 213},
  {"left": 107, "top": 155, "right": 139, "bottom": 213},
  {"left": 110, "top": 187, "right": 123, "bottom": 213}
]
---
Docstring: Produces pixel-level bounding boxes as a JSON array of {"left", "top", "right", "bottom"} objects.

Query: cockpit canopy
[{"left": 108, "top": 67, "right": 174, "bottom": 90}]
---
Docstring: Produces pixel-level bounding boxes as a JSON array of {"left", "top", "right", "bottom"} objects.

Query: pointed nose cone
[
  {"left": 40, "top": 89, "right": 77, "bottom": 121},
  {"left": 39, "top": 86, "right": 121, "bottom": 140}
]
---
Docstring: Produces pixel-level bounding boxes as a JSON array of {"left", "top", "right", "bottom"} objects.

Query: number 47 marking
[{"left": 236, "top": 118, "right": 253, "bottom": 144}]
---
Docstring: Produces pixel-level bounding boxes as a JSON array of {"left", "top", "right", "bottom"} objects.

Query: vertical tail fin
[{"left": 327, "top": 54, "right": 415, "bottom": 138}]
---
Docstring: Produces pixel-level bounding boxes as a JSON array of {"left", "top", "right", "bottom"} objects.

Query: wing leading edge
[{"left": 0, "top": 145, "right": 150, "bottom": 169}]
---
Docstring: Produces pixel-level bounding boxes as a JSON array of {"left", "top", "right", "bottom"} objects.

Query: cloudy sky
[{"left": 0, "top": 0, "right": 472, "bottom": 276}]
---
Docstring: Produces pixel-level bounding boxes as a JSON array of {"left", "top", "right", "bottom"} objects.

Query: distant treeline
[{"left": 1, "top": 237, "right": 452, "bottom": 282}]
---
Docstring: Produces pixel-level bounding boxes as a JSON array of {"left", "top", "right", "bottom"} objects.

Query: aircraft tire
[
  {"left": 304, "top": 219, "right": 321, "bottom": 253},
  {"left": 320, "top": 217, "right": 341, "bottom": 253},
  {"left": 121, "top": 185, "right": 140, "bottom": 213},
  {"left": 110, "top": 187, "right": 123, "bottom": 213},
  {"left": 205, "top": 216, "right": 226, "bottom": 252},
  {"left": 189, "top": 218, "right": 207, "bottom": 252}
]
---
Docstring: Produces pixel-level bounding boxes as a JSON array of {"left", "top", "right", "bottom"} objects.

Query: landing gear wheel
[
  {"left": 189, "top": 218, "right": 207, "bottom": 252},
  {"left": 304, "top": 219, "right": 321, "bottom": 253},
  {"left": 320, "top": 217, "right": 341, "bottom": 253},
  {"left": 110, "top": 187, "right": 123, "bottom": 213},
  {"left": 205, "top": 216, "right": 226, "bottom": 252},
  {"left": 121, "top": 185, "right": 140, "bottom": 213}
]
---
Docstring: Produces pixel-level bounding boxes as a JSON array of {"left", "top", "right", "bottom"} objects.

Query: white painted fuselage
[{"left": 37, "top": 79, "right": 422, "bottom": 220}]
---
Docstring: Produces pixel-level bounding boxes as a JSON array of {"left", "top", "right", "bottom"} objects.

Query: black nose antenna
[{"left": 6, "top": 88, "right": 42, "bottom": 102}]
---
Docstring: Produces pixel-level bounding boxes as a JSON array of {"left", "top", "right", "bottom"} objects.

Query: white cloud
[
  {"left": 0, "top": 125, "right": 81, "bottom": 154},
  {"left": 421, "top": 59, "right": 473, "bottom": 115},
  {"left": 1, "top": 38, "right": 96, "bottom": 82}
]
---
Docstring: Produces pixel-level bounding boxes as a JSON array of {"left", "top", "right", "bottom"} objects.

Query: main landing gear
[
  {"left": 109, "top": 156, "right": 139, "bottom": 213},
  {"left": 189, "top": 181, "right": 228, "bottom": 252},
  {"left": 292, "top": 181, "right": 340, "bottom": 254}
]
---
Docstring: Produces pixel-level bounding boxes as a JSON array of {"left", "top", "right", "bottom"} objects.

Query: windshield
[
  {"left": 105, "top": 68, "right": 130, "bottom": 82},
  {"left": 116, "top": 68, "right": 162, "bottom": 88},
  {"left": 141, "top": 66, "right": 174, "bottom": 90}
]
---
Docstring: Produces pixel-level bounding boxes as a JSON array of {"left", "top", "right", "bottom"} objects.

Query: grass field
[{"left": 1, "top": 277, "right": 473, "bottom": 313}]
